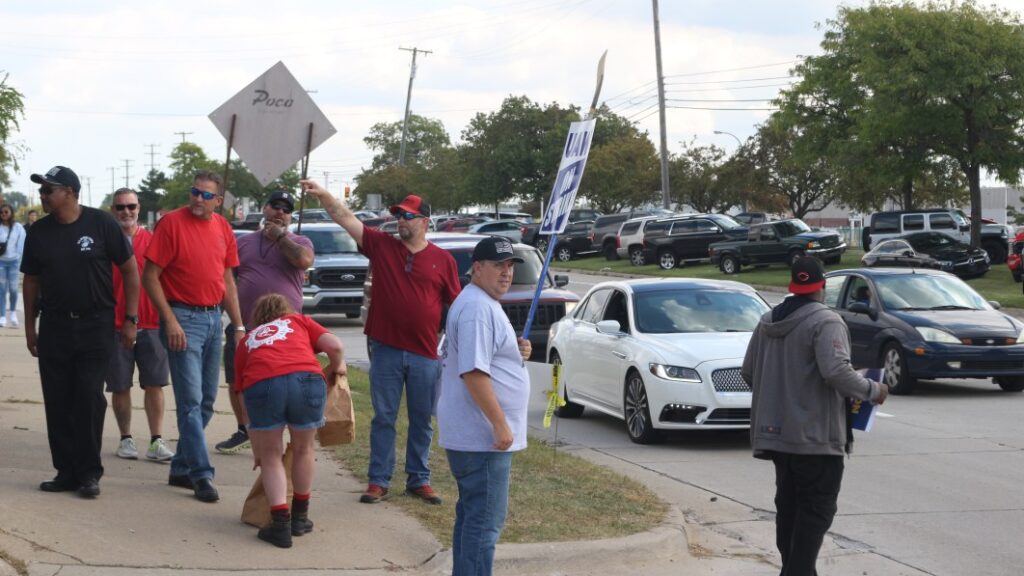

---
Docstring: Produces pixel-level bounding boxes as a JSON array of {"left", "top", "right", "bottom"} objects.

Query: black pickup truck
[{"left": 708, "top": 218, "right": 847, "bottom": 274}]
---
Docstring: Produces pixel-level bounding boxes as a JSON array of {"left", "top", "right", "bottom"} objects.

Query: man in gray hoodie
[{"left": 742, "top": 256, "right": 888, "bottom": 576}]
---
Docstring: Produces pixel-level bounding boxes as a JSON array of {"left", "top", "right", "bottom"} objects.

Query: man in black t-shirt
[{"left": 20, "top": 165, "right": 139, "bottom": 499}]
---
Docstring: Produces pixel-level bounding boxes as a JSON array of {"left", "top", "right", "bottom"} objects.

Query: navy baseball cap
[
  {"left": 266, "top": 190, "right": 295, "bottom": 211},
  {"left": 31, "top": 166, "right": 81, "bottom": 194},
  {"left": 472, "top": 236, "right": 524, "bottom": 263}
]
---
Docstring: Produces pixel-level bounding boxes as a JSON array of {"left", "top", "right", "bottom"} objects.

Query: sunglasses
[
  {"left": 190, "top": 187, "right": 218, "bottom": 201},
  {"left": 113, "top": 203, "right": 138, "bottom": 211},
  {"left": 39, "top": 186, "right": 66, "bottom": 195},
  {"left": 398, "top": 211, "right": 423, "bottom": 221},
  {"left": 269, "top": 202, "right": 293, "bottom": 214}
]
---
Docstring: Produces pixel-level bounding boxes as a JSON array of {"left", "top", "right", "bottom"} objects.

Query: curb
[{"left": 422, "top": 506, "right": 689, "bottom": 575}]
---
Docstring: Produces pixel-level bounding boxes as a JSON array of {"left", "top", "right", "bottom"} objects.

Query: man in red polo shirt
[
  {"left": 142, "top": 170, "right": 244, "bottom": 504},
  {"left": 301, "top": 179, "right": 460, "bottom": 505}
]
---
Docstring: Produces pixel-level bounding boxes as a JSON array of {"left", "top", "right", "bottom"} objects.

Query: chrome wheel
[
  {"left": 658, "top": 251, "right": 677, "bottom": 270},
  {"left": 882, "top": 342, "right": 916, "bottom": 394},
  {"left": 624, "top": 372, "right": 662, "bottom": 444},
  {"left": 629, "top": 247, "right": 645, "bottom": 266},
  {"left": 556, "top": 246, "right": 573, "bottom": 262}
]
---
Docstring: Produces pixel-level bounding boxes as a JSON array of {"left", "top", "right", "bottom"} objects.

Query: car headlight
[
  {"left": 564, "top": 301, "right": 578, "bottom": 316},
  {"left": 649, "top": 363, "right": 702, "bottom": 382},
  {"left": 1017, "top": 329, "right": 1024, "bottom": 344},
  {"left": 807, "top": 241, "right": 820, "bottom": 249},
  {"left": 916, "top": 327, "right": 961, "bottom": 344}
]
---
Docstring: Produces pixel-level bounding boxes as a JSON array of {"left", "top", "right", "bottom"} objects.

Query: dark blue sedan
[{"left": 824, "top": 268, "right": 1024, "bottom": 394}]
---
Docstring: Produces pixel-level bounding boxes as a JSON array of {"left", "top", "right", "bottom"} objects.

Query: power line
[
  {"left": 144, "top": 144, "right": 160, "bottom": 172},
  {"left": 663, "top": 59, "right": 802, "bottom": 79},
  {"left": 666, "top": 105, "right": 778, "bottom": 111}
]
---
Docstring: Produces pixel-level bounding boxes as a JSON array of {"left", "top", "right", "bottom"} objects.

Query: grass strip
[{"left": 326, "top": 367, "right": 666, "bottom": 546}]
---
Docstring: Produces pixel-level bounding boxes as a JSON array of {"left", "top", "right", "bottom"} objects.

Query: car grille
[
  {"left": 819, "top": 235, "right": 841, "bottom": 248},
  {"left": 501, "top": 303, "right": 566, "bottom": 331},
  {"left": 316, "top": 268, "right": 367, "bottom": 289},
  {"left": 704, "top": 408, "right": 751, "bottom": 425},
  {"left": 711, "top": 368, "right": 751, "bottom": 392},
  {"left": 962, "top": 360, "right": 1024, "bottom": 370}
]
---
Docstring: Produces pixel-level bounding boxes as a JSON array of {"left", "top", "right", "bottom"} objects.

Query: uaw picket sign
[
  {"left": 538, "top": 118, "right": 596, "bottom": 234},
  {"left": 209, "top": 61, "right": 337, "bottom": 186}
]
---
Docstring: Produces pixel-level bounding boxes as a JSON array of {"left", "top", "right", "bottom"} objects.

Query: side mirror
[
  {"left": 989, "top": 300, "right": 1002, "bottom": 310},
  {"left": 902, "top": 250, "right": 913, "bottom": 257},
  {"left": 596, "top": 319, "right": 624, "bottom": 336},
  {"left": 847, "top": 301, "right": 877, "bottom": 320},
  {"left": 554, "top": 274, "right": 569, "bottom": 288}
]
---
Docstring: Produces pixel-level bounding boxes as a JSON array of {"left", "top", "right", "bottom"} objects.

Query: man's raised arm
[{"left": 300, "top": 179, "right": 364, "bottom": 246}]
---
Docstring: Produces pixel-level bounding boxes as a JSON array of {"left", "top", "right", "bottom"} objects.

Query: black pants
[
  {"left": 37, "top": 311, "right": 115, "bottom": 484},
  {"left": 772, "top": 453, "right": 844, "bottom": 576}
]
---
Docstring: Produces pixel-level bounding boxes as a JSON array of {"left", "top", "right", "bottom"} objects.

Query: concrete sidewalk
[{"left": 0, "top": 321, "right": 725, "bottom": 576}]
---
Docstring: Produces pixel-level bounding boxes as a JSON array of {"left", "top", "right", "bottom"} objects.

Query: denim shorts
[{"left": 242, "top": 371, "right": 326, "bottom": 431}]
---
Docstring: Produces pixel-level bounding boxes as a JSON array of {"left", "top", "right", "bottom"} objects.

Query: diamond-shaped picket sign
[{"left": 209, "top": 61, "right": 336, "bottom": 186}]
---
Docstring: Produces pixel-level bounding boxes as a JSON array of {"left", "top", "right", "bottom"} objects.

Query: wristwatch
[
  {"left": 235, "top": 326, "right": 247, "bottom": 332},
  {"left": 125, "top": 314, "right": 139, "bottom": 325}
]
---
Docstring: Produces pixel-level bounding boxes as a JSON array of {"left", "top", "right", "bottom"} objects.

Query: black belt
[
  {"left": 169, "top": 301, "right": 220, "bottom": 312},
  {"left": 43, "top": 308, "right": 108, "bottom": 320}
]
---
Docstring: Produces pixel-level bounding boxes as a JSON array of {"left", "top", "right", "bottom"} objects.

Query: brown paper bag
[
  {"left": 241, "top": 443, "right": 294, "bottom": 528},
  {"left": 318, "top": 373, "right": 355, "bottom": 446}
]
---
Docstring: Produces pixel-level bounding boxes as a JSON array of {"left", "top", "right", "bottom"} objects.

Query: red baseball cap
[{"left": 389, "top": 194, "right": 431, "bottom": 218}]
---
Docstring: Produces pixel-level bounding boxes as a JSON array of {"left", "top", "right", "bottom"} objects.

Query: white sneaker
[
  {"left": 9, "top": 314, "right": 17, "bottom": 328},
  {"left": 146, "top": 438, "right": 174, "bottom": 462},
  {"left": 0, "top": 315, "right": 6, "bottom": 328},
  {"left": 116, "top": 437, "right": 138, "bottom": 459}
]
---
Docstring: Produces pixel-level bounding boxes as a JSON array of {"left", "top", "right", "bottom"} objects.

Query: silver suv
[{"left": 291, "top": 222, "right": 369, "bottom": 317}]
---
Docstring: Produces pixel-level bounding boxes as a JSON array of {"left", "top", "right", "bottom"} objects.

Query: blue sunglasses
[
  {"left": 398, "top": 211, "right": 423, "bottom": 221},
  {"left": 190, "top": 187, "right": 218, "bottom": 201}
]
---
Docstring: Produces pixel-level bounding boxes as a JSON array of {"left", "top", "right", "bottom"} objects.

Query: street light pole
[{"left": 713, "top": 130, "right": 742, "bottom": 148}]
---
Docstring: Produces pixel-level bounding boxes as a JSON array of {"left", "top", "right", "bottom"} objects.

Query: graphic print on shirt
[
  {"left": 245, "top": 318, "right": 294, "bottom": 351},
  {"left": 77, "top": 236, "right": 95, "bottom": 252}
]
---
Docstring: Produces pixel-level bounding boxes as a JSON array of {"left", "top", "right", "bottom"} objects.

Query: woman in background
[
  {"left": 234, "top": 293, "right": 345, "bottom": 548},
  {"left": 0, "top": 204, "right": 26, "bottom": 328}
]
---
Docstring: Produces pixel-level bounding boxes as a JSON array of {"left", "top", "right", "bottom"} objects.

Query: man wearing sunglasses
[
  {"left": 21, "top": 165, "right": 139, "bottom": 498},
  {"left": 142, "top": 170, "right": 244, "bottom": 503},
  {"left": 215, "top": 190, "right": 314, "bottom": 455},
  {"left": 105, "top": 188, "right": 174, "bottom": 464},
  {"left": 301, "top": 179, "right": 460, "bottom": 506}
]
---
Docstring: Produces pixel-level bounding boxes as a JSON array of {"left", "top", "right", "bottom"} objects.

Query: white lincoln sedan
[{"left": 547, "top": 278, "right": 769, "bottom": 443}]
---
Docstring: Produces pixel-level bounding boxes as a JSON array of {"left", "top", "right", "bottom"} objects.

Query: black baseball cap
[
  {"left": 266, "top": 190, "right": 295, "bottom": 211},
  {"left": 31, "top": 166, "right": 81, "bottom": 194},
  {"left": 789, "top": 256, "right": 825, "bottom": 295},
  {"left": 472, "top": 236, "right": 524, "bottom": 263}
]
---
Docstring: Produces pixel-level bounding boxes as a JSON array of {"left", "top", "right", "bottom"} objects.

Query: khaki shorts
[{"left": 105, "top": 329, "right": 170, "bottom": 392}]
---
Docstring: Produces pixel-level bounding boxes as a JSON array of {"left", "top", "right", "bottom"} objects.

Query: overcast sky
[{"left": 4, "top": 0, "right": 1024, "bottom": 208}]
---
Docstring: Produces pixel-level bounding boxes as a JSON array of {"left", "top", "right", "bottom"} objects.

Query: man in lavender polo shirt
[{"left": 215, "top": 190, "right": 314, "bottom": 453}]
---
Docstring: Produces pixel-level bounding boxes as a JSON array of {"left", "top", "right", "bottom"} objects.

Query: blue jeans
[
  {"left": 243, "top": 371, "right": 326, "bottom": 432},
  {"left": 447, "top": 450, "right": 514, "bottom": 576},
  {"left": 367, "top": 339, "right": 439, "bottom": 489},
  {"left": 161, "top": 306, "right": 222, "bottom": 481},
  {"left": 0, "top": 258, "right": 18, "bottom": 316}
]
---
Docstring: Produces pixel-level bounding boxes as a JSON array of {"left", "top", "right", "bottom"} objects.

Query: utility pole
[
  {"left": 108, "top": 167, "right": 116, "bottom": 193},
  {"left": 174, "top": 131, "right": 193, "bottom": 143},
  {"left": 651, "top": 0, "right": 671, "bottom": 209},
  {"left": 144, "top": 144, "right": 161, "bottom": 172},
  {"left": 322, "top": 171, "right": 330, "bottom": 190},
  {"left": 398, "top": 46, "right": 431, "bottom": 166},
  {"left": 121, "top": 159, "right": 133, "bottom": 188},
  {"left": 83, "top": 176, "right": 92, "bottom": 207}
]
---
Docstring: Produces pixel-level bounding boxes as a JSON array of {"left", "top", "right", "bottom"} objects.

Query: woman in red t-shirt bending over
[{"left": 234, "top": 293, "right": 345, "bottom": 548}]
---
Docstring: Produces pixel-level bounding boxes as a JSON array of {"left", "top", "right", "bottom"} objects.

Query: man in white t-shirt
[{"left": 437, "top": 236, "right": 532, "bottom": 576}]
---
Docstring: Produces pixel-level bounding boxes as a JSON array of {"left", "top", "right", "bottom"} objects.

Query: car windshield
[
  {"left": 303, "top": 229, "right": 360, "bottom": 254},
  {"left": 707, "top": 214, "right": 744, "bottom": 230},
  {"left": 775, "top": 220, "right": 812, "bottom": 236},
  {"left": 453, "top": 247, "right": 549, "bottom": 287},
  {"left": 874, "top": 274, "right": 990, "bottom": 310},
  {"left": 634, "top": 289, "right": 769, "bottom": 334},
  {"left": 906, "top": 233, "right": 957, "bottom": 250}
]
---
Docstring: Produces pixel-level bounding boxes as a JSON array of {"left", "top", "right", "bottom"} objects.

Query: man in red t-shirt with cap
[{"left": 301, "top": 179, "right": 460, "bottom": 505}]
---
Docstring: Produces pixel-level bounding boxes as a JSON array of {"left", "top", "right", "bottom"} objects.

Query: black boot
[
  {"left": 258, "top": 509, "right": 293, "bottom": 548},
  {"left": 291, "top": 497, "right": 313, "bottom": 536}
]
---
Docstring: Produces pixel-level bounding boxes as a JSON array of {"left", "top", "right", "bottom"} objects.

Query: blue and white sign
[{"left": 539, "top": 118, "right": 597, "bottom": 234}]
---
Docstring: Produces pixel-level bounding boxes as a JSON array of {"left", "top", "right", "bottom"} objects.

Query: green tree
[
  {"left": 2, "top": 190, "right": 27, "bottom": 210},
  {"left": 460, "top": 96, "right": 576, "bottom": 212},
  {"left": 779, "top": 1, "right": 1024, "bottom": 247},
  {"left": 582, "top": 136, "right": 659, "bottom": 213},
  {"left": 137, "top": 169, "right": 168, "bottom": 216},
  {"left": 746, "top": 118, "right": 840, "bottom": 220},
  {"left": 668, "top": 142, "right": 744, "bottom": 214},
  {"left": 161, "top": 142, "right": 219, "bottom": 209},
  {"left": 364, "top": 114, "right": 452, "bottom": 170},
  {"left": 0, "top": 72, "right": 26, "bottom": 190}
]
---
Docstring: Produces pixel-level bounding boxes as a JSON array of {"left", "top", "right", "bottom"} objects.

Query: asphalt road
[{"left": 319, "top": 269, "right": 1024, "bottom": 576}]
